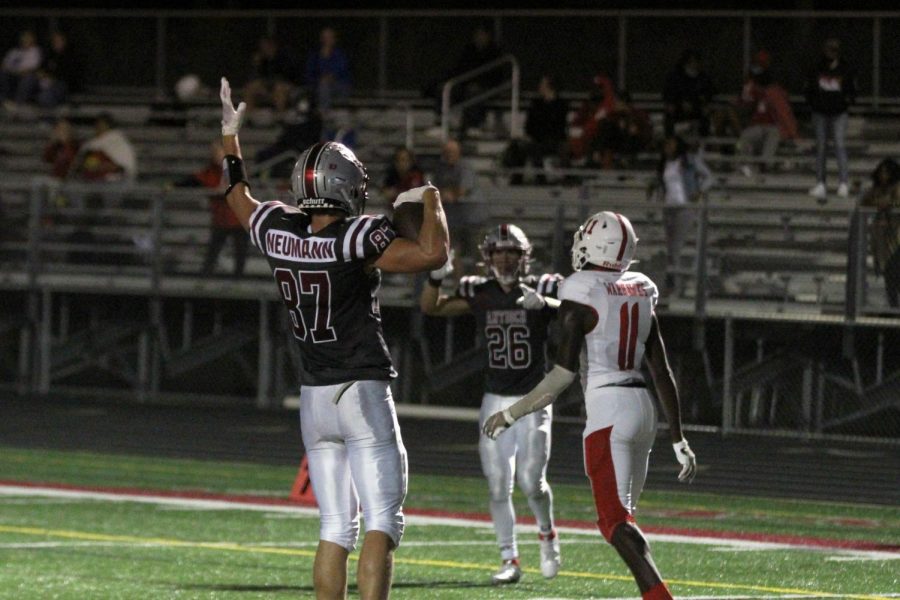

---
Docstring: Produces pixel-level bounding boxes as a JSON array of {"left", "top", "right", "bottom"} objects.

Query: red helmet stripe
[
  {"left": 500, "top": 224, "right": 509, "bottom": 240},
  {"left": 614, "top": 213, "right": 628, "bottom": 261},
  {"left": 303, "top": 142, "right": 327, "bottom": 198}
]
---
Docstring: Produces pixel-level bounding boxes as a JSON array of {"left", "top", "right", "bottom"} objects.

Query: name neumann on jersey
[{"left": 266, "top": 231, "right": 336, "bottom": 262}]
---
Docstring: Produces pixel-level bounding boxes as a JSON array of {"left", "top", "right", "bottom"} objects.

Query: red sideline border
[{"left": 2, "top": 480, "right": 898, "bottom": 554}]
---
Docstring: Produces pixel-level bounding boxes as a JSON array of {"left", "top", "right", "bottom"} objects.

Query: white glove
[
  {"left": 673, "top": 439, "right": 697, "bottom": 483},
  {"left": 429, "top": 249, "right": 454, "bottom": 281},
  {"left": 393, "top": 183, "right": 438, "bottom": 209},
  {"left": 219, "top": 77, "right": 246, "bottom": 137},
  {"left": 482, "top": 409, "right": 515, "bottom": 440},
  {"left": 516, "top": 284, "right": 546, "bottom": 310}
]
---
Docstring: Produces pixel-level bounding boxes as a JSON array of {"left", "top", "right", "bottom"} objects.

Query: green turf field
[{"left": 0, "top": 447, "right": 897, "bottom": 599}]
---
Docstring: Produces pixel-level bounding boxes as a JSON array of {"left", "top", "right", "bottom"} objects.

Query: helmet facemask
[
  {"left": 486, "top": 247, "right": 528, "bottom": 286},
  {"left": 479, "top": 224, "right": 532, "bottom": 285}
]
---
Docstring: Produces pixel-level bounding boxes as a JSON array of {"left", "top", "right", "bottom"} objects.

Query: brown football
[{"left": 392, "top": 202, "right": 424, "bottom": 239}]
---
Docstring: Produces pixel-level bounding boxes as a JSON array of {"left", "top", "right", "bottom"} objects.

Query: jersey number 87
[{"left": 275, "top": 268, "right": 337, "bottom": 343}]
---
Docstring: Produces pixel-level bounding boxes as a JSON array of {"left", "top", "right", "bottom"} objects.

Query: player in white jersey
[
  {"left": 483, "top": 211, "right": 697, "bottom": 600},
  {"left": 420, "top": 224, "right": 562, "bottom": 584}
]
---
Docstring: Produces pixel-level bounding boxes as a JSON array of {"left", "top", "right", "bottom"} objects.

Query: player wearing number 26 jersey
[
  {"left": 421, "top": 224, "right": 563, "bottom": 585},
  {"left": 482, "top": 211, "right": 697, "bottom": 600},
  {"left": 220, "top": 74, "right": 448, "bottom": 600}
]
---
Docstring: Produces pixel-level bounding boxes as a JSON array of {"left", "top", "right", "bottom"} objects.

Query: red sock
[{"left": 643, "top": 581, "right": 673, "bottom": 600}]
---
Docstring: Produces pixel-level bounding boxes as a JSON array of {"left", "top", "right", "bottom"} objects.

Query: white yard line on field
[{"left": 0, "top": 484, "right": 895, "bottom": 563}]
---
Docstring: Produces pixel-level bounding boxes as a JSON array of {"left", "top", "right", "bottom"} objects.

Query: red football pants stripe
[{"left": 584, "top": 426, "right": 633, "bottom": 541}]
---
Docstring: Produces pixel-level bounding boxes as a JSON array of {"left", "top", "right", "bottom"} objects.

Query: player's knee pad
[
  {"left": 516, "top": 470, "right": 548, "bottom": 499},
  {"left": 486, "top": 477, "right": 514, "bottom": 503},
  {"left": 319, "top": 513, "right": 360, "bottom": 552},
  {"left": 363, "top": 508, "right": 405, "bottom": 548}
]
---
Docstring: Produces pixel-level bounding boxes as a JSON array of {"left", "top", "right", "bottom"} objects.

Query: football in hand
[{"left": 392, "top": 201, "right": 423, "bottom": 239}]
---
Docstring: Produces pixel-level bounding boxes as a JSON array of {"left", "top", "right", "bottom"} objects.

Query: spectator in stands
[
  {"left": 805, "top": 38, "right": 857, "bottom": 201},
  {"left": 254, "top": 90, "right": 322, "bottom": 180},
  {"left": 244, "top": 35, "right": 301, "bottom": 114},
  {"left": 501, "top": 74, "right": 569, "bottom": 185},
  {"left": 589, "top": 90, "right": 653, "bottom": 170},
  {"left": 174, "top": 141, "right": 247, "bottom": 278},
  {"left": 33, "top": 30, "right": 81, "bottom": 109},
  {"left": 304, "top": 26, "right": 352, "bottom": 113},
  {"left": 736, "top": 51, "right": 798, "bottom": 178},
  {"left": 860, "top": 157, "right": 900, "bottom": 309},
  {"left": 43, "top": 117, "right": 80, "bottom": 179},
  {"left": 0, "top": 30, "right": 42, "bottom": 110},
  {"left": 712, "top": 49, "right": 769, "bottom": 140},
  {"left": 663, "top": 48, "right": 715, "bottom": 138},
  {"left": 381, "top": 146, "right": 425, "bottom": 210},
  {"left": 70, "top": 113, "right": 137, "bottom": 183},
  {"left": 649, "top": 135, "right": 713, "bottom": 293},
  {"left": 568, "top": 72, "right": 617, "bottom": 166},
  {"left": 426, "top": 21, "right": 504, "bottom": 139},
  {"left": 427, "top": 138, "right": 480, "bottom": 266}
]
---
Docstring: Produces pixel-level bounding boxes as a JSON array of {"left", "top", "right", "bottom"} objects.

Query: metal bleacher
[{"left": 1, "top": 86, "right": 899, "bottom": 444}]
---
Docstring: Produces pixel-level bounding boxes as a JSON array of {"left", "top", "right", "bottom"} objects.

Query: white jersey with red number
[{"left": 558, "top": 270, "right": 659, "bottom": 388}]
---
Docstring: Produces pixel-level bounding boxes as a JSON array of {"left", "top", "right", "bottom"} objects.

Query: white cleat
[
  {"left": 539, "top": 529, "right": 561, "bottom": 579},
  {"left": 491, "top": 559, "right": 522, "bottom": 585}
]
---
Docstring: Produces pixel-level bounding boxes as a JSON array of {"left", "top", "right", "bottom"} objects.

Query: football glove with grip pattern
[
  {"left": 673, "top": 439, "right": 697, "bottom": 483},
  {"left": 220, "top": 77, "right": 246, "bottom": 137}
]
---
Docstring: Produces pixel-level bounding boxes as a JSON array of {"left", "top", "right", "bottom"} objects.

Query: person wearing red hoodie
[
  {"left": 173, "top": 141, "right": 247, "bottom": 278},
  {"left": 568, "top": 72, "right": 617, "bottom": 165},
  {"left": 736, "top": 51, "right": 799, "bottom": 178}
]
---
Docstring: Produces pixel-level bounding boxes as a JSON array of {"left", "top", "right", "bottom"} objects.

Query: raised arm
[
  {"left": 645, "top": 312, "right": 697, "bottom": 482},
  {"left": 482, "top": 299, "right": 596, "bottom": 438},
  {"left": 374, "top": 185, "right": 449, "bottom": 273},
  {"left": 219, "top": 77, "right": 259, "bottom": 231}
]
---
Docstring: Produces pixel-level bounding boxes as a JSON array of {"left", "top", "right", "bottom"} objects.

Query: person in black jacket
[
  {"left": 502, "top": 74, "right": 569, "bottom": 184},
  {"left": 662, "top": 49, "right": 715, "bottom": 138},
  {"left": 805, "top": 38, "right": 857, "bottom": 201},
  {"left": 34, "top": 31, "right": 82, "bottom": 108}
]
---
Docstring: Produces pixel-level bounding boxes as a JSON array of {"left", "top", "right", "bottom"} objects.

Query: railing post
[
  {"left": 378, "top": 17, "right": 388, "bottom": 97},
  {"left": 617, "top": 16, "right": 627, "bottom": 92},
  {"left": 510, "top": 59, "right": 520, "bottom": 138},
  {"left": 552, "top": 203, "right": 566, "bottom": 273},
  {"left": 722, "top": 317, "right": 734, "bottom": 434},
  {"left": 155, "top": 16, "right": 166, "bottom": 100},
  {"left": 257, "top": 299, "right": 273, "bottom": 409},
  {"left": 873, "top": 17, "right": 881, "bottom": 111},
  {"left": 441, "top": 82, "right": 451, "bottom": 143},
  {"left": 845, "top": 207, "right": 865, "bottom": 320}
]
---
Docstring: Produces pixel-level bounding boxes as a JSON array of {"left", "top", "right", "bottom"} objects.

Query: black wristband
[
  {"left": 222, "top": 154, "right": 250, "bottom": 196},
  {"left": 427, "top": 276, "right": 443, "bottom": 288}
]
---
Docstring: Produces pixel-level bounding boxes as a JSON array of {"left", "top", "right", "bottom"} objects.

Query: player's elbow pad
[{"left": 508, "top": 365, "right": 576, "bottom": 421}]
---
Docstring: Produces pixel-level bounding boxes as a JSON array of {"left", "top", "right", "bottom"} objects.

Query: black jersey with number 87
[{"left": 250, "top": 201, "right": 398, "bottom": 386}]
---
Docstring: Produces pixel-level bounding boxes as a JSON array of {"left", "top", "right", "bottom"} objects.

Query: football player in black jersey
[
  {"left": 419, "top": 224, "right": 563, "bottom": 584},
  {"left": 220, "top": 77, "right": 448, "bottom": 600}
]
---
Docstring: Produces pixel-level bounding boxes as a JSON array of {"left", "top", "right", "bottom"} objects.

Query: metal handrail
[{"left": 441, "top": 53, "right": 520, "bottom": 143}]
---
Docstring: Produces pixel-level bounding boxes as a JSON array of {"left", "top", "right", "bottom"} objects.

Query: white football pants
[
  {"left": 478, "top": 392, "right": 555, "bottom": 561},
  {"left": 300, "top": 380, "right": 408, "bottom": 551},
  {"left": 582, "top": 385, "right": 657, "bottom": 540}
]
